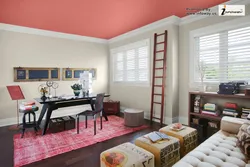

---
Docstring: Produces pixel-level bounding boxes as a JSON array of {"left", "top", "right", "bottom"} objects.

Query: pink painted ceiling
[{"left": 0, "top": 0, "right": 228, "bottom": 39}]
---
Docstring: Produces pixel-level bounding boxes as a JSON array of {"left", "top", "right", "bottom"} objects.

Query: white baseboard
[{"left": 0, "top": 105, "right": 92, "bottom": 127}]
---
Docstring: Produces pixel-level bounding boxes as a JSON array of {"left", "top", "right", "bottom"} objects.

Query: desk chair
[{"left": 76, "top": 93, "right": 105, "bottom": 135}]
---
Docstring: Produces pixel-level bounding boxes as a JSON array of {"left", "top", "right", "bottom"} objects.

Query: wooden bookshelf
[{"left": 189, "top": 91, "right": 250, "bottom": 141}]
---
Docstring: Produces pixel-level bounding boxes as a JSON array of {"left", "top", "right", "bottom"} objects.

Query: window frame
[
  {"left": 110, "top": 39, "right": 150, "bottom": 86},
  {"left": 189, "top": 16, "right": 250, "bottom": 86}
]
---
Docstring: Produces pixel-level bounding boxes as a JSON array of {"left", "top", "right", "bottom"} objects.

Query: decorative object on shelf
[
  {"left": 197, "top": 60, "right": 207, "bottom": 92},
  {"left": 38, "top": 84, "right": 48, "bottom": 100},
  {"left": 62, "top": 68, "right": 97, "bottom": 80},
  {"left": 194, "top": 95, "right": 201, "bottom": 113},
  {"left": 46, "top": 81, "right": 54, "bottom": 98},
  {"left": 71, "top": 83, "right": 82, "bottom": 96},
  {"left": 52, "top": 82, "right": 59, "bottom": 98},
  {"left": 78, "top": 71, "right": 93, "bottom": 96},
  {"left": 14, "top": 67, "right": 60, "bottom": 82}
]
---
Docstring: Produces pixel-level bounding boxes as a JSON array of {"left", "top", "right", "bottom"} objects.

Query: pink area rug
[{"left": 14, "top": 116, "right": 148, "bottom": 167}]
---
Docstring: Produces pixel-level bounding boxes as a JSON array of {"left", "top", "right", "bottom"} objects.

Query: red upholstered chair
[{"left": 76, "top": 93, "right": 105, "bottom": 135}]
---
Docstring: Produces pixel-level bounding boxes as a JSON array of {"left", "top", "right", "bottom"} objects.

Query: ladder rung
[
  {"left": 156, "top": 50, "right": 164, "bottom": 53},
  {"left": 156, "top": 41, "right": 165, "bottom": 45},
  {"left": 155, "top": 59, "right": 164, "bottom": 61},
  {"left": 154, "top": 85, "right": 162, "bottom": 87},
  {"left": 154, "top": 76, "right": 163, "bottom": 78},
  {"left": 154, "top": 93, "right": 162, "bottom": 96},
  {"left": 157, "top": 33, "right": 165, "bottom": 37},
  {"left": 153, "top": 102, "right": 161, "bottom": 104},
  {"left": 155, "top": 67, "right": 163, "bottom": 70},
  {"left": 152, "top": 117, "right": 161, "bottom": 120}
]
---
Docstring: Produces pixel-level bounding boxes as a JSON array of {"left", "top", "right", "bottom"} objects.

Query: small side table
[
  {"left": 159, "top": 125, "right": 198, "bottom": 157},
  {"left": 124, "top": 108, "right": 144, "bottom": 127},
  {"left": 135, "top": 132, "right": 180, "bottom": 167}
]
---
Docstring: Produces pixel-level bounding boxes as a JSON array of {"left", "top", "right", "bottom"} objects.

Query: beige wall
[
  {"left": 109, "top": 24, "right": 179, "bottom": 124},
  {"left": 0, "top": 30, "right": 109, "bottom": 123},
  {"left": 178, "top": 4, "right": 250, "bottom": 124}
]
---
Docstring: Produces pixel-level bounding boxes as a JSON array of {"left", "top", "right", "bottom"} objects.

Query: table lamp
[{"left": 6, "top": 85, "right": 25, "bottom": 130}]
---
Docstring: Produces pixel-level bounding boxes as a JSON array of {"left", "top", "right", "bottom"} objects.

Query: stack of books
[
  {"left": 222, "top": 102, "right": 238, "bottom": 117},
  {"left": 201, "top": 103, "right": 218, "bottom": 116},
  {"left": 241, "top": 108, "right": 250, "bottom": 119},
  {"left": 222, "top": 108, "right": 238, "bottom": 117}
]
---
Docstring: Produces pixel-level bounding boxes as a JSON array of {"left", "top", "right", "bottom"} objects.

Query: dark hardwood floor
[{"left": 0, "top": 116, "right": 161, "bottom": 167}]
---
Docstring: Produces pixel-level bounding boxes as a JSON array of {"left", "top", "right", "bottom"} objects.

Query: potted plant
[
  {"left": 40, "top": 86, "right": 48, "bottom": 100},
  {"left": 71, "top": 83, "right": 82, "bottom": 96}
]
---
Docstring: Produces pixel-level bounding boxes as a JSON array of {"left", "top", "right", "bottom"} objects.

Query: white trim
[
  {"left": 189, "top": 15, "right": 250, "bottom": 85},
  {"left": 0, "top": 105, "right": 91, "bottom": 127},
  {"left": 180, "top": 0, "right": 250, "bottom": 25},
  {"left": 0, "top": 23, "right": 108, "bottom": 44},
  {"left": 109, "top": 16, "right": 180, "bottom": 44}
]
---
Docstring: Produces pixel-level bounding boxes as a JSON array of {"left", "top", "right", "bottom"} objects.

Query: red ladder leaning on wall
[{"left": 150, "top": 30, "right": 168, "bottom": 127}]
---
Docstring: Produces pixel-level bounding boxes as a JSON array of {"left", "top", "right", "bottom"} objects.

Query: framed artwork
[
  {"left": 14, "top": 67, "right": 60, "bottom": 82},
  {"left": 62, "top": 68, "right": 97, "bottom": 80}
]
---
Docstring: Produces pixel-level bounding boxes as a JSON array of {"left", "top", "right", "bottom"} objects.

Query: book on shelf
[{"left": 201, "top": 110, "right": 217, "bottom": 116}]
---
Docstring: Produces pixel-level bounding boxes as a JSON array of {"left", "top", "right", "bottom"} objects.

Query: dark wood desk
[{"left": 35, "top": 94, "right": 110, "bottom": 135}]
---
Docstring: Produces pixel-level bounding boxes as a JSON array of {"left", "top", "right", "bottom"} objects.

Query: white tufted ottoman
[
  {"left": 100, "top": 142, "right": 154, "bottom": 167},
  {"left": 173, "top": 117, "right": 250, "bottom": 167},
  {"left": 124, "top": 108, "right": 144, "bottom": 127}
]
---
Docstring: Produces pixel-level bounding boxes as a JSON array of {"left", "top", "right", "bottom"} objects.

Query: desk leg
[
  {"left": 37, "top": 104, "right": 48, "bottom": 127},
  {"left": 42, "top": 106, "right": 53, "bottom": 135}
]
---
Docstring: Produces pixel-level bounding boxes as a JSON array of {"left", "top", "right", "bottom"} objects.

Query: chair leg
[
  {"left": 77, "top": 115, "right": 79, "bottom": 134},
  {"left": 100, "top": 112, "right": 103, "bottom": 130},
  {"left": 85, "top": 115, "right": 88, "bottom": 128},
  {"left": 94, "top": 115, "right": 96, "bottom": 135},
  {"left": 21, "top": 128, "right": 25, "bottom": 138}
]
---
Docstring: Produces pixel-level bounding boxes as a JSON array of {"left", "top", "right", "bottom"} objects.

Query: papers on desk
[{"left": 59, "top": 95, "right": 76, "bottom": 100}]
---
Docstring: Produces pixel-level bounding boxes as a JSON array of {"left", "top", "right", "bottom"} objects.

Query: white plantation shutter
[
  {"left": 194, "top": 26, "right": 250, "bottom": 83},
  {"left": 112, "top": 39, "right": 150, "bottom": 84}
]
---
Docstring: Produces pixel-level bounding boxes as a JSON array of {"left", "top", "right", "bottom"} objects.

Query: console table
[{"left": 35, "top": 94, "right": 110, "bottom": 135}]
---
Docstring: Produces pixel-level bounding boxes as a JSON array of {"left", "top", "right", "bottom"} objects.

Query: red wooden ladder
[{"left": 150, "top": 30, "right": 168, "bottom": 127}]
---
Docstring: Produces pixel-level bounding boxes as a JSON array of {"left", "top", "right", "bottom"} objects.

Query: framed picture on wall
[
  {"left": 14, "top": 67, "right": 60, "bottom": 82},
  {"left": 62, "top": 68, "right": 97, "bottom": 80}
]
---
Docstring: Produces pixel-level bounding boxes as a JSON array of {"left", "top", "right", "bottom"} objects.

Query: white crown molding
[
  {"left": 0, "top": 23, "right": 108, "bottom": 44},
  {"left": 108, "top": 15, "right": 181, "bottom": 44},
  {"left": 180, "top": 0, "right": 250, "bottom": 25}
]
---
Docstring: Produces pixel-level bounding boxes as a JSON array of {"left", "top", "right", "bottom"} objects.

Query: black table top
[{"left": 35, "top": 94, "right": 110, "bottom": 104}]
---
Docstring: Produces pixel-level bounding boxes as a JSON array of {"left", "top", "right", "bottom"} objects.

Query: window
[
  {"left": 111, "top": 39, "right": 150, "bottom": 84},
  {"left": 193, "top": 26, "right": 250, "bottom": 83}
]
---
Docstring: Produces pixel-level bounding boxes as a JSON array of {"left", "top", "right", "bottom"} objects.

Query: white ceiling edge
[
  {"left": 180, "top": 0, "right": 250, "bottom": 25},
  {"left": 0, "top": 0, "right": 249, "bottom": 44},
  {"left": 108, "top": 15, "right": 181, "bottom": 44},
  {"left": 0, "top": 23, "right": 108, "bottom": 44}
]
